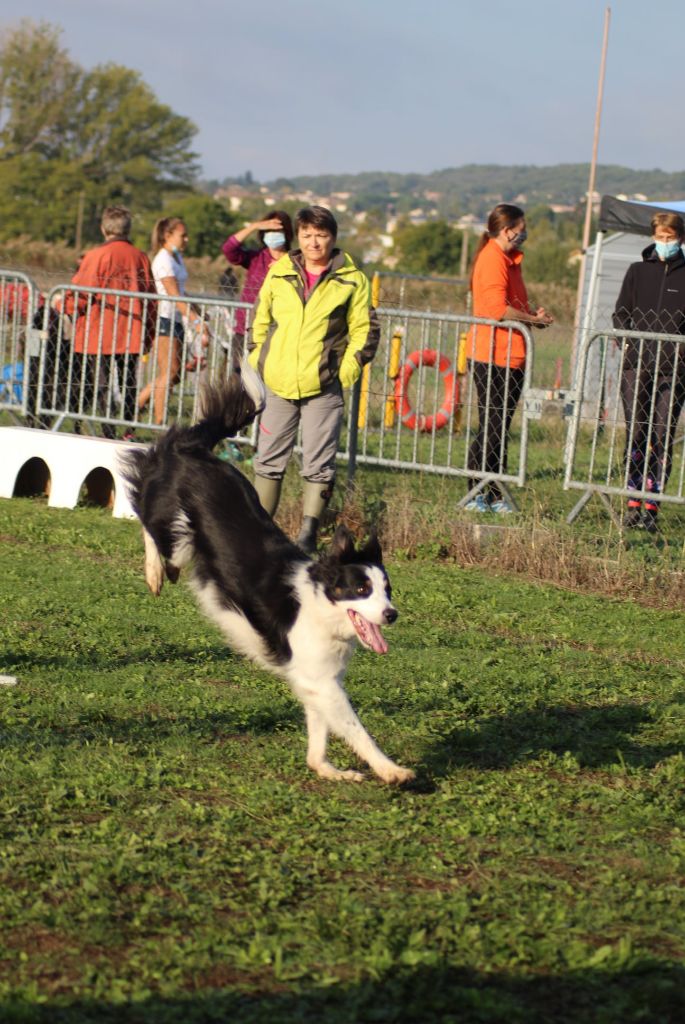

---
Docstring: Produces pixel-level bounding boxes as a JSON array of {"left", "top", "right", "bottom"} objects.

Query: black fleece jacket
[{"left": 613, "top": 242, "right": 685, "bottom": 372}]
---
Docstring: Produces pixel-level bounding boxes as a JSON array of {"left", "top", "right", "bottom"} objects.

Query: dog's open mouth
[{"left": 348, "top": 609, "right": 388, "bottom": 654}]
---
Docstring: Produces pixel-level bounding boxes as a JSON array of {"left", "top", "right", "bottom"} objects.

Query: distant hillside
[{"left": 214, "top": 164, "right": 685, "bottom": 217}]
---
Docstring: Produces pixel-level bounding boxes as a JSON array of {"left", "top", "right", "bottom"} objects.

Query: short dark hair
[{"left": 295, "top": 205, "right": 338, "bottom": 240}]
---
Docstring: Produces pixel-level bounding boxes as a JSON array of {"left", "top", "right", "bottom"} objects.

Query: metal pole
[
  {"left": 582, "top": 6, "right": 611, "bottom": 253},
  {"left": 571, "top": 6, "right": 611, "bottom": 380},
  {"left": 459, "top": 228, "right": 469, "bottom": 280},
  {"left": 75, "top": 190, "right": 85, "bottom": 254},
  {"left": 346, "top": 377, "right": 361, "bottom": 491}
]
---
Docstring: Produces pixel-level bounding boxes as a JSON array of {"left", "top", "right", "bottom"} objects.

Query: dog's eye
[{"left": 356, "top": 583, "right": 370, "bottom": 596}]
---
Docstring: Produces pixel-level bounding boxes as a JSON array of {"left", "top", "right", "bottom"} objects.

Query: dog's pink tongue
[
  {"left": 349, "top": 610, "right": 389, "bottom": 654},
  {"left": 367, "top": 621, "right": 388, "bottom": 655}
]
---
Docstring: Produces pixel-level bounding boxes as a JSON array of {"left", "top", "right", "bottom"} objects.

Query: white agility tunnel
[{"left": 0, "top": 427, "right": 139, "bottom": 518}]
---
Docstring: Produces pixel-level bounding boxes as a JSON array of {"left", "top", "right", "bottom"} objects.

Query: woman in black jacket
[{"left": 612, "top": 211, "right": 685, "bottom": 531}]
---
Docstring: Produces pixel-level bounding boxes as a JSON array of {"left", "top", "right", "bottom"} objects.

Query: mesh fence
[
  {"left": 2, "top": 265, "right": 685, "bottom": 542},
  {"left": 565, "top": 327, "right": 685, "bottom": 530},
  {"left": 32, "top": 286, "right": 253, "bottom": 439},
  {"left": 0, "top": 270, "right": 41, "bottom": 416},
  {"left": 346, "top": 309, "right": 534, "bottom": 506}
]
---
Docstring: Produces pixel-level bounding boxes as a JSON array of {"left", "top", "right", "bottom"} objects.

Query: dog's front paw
[
  {"left": 145, "top": 563, "right": 164, "bottom": 596},
  {"left": 377, "top": 764, "right": 415, "bottom": 785}
]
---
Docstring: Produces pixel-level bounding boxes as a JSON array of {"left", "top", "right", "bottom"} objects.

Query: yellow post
[
  {"left": 384, "top": 329, "right": 403, "bottom": 428},
  {"left": 371, "top": 271, "right": 381, "bottom": 308}
]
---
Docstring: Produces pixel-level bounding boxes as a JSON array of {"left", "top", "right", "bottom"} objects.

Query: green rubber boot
[
  {"left": 297, "top": 479, "right": 334, "bottom": 554},
  {"left": 253, "top": 475, "right": 282, "bottom": 517}
]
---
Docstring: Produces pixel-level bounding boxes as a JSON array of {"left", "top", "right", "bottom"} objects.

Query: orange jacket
[
  {"left": 65, "top": 240, "right": 155, "bottom": 355},
  {"left": 470, "top": 239, "right": 529, "bottom": 369}
]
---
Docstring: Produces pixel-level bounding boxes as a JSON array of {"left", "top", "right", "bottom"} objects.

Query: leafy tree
[
  {"left": 0, "top": 20, "right": 78, "bottom": 158},
  {"left": 393, "top": 220, "right": 462, "bottom": 276},
  {"left": 0, "top": 19, "right": 199, "bottom": 245}
]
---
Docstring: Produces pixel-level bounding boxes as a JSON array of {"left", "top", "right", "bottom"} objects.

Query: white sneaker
[
  {"left": 490, "top": 499, "right": 514, "bottom": 514},
  {"left": 464, "top": 495, "right": 490, "bottom": 512}
]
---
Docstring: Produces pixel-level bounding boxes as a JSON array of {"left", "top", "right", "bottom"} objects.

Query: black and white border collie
[{"left": 122, "top": 363, "right": 414, "bottom": 785}]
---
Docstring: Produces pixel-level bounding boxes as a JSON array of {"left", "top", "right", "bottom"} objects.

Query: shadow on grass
[
  {"left": 421, "top": 700, "right": 683, "bottom": 774},
  {"left": 0, "top": 701, "right": 303, "bottom": 751},
  {"left": 3, "top": 641, "right": 235, "bottom": 672},
  {"left": 2, "top": 961, "right": 683, "bottom": 1023}
]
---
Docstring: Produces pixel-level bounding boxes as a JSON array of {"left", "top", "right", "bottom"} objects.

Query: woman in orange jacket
[{"left": 467, "top": 203, "right": 553, "bottom": 513}]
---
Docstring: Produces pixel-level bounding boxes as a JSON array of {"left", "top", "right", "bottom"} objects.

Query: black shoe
[
  {"left": 623, "top": 503, "right": 642, "bottom": 529},
  {"left": 642, "top": 507, "right": 659, "bottom": 533}
]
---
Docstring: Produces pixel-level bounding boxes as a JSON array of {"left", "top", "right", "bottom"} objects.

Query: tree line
[
  {"left": 0, "top": 20, "right": 238, "bottom": 251},
  {"left": 0, "top": 20, "right": 599, "bottom": 285}
]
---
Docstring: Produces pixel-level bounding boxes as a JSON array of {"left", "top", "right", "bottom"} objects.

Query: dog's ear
[
  {"left": 357, "top": 528, "right": 383, "bottom": 567},
  {"left": 327, "top": 525, "right": 358, "bottom": 564}
]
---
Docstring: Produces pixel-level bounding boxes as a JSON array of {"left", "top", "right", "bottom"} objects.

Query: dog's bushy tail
[
  {"left": 120, "top": 361, "right": 266, "bottom": 515},
  {"left": 185, "top": 359, "right": 266, "bottom": 451}
]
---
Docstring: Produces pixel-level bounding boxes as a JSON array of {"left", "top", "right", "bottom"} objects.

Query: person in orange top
[
  {"left": 467, "top": 203, "right": 553, "bottom": 512},
  {"left": 62, "top": 206, "right": 155, "bottom": 438}
]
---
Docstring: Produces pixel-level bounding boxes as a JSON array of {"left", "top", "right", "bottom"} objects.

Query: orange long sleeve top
[
  {"left": 469, "top": 239, "right": 529, "bottom": 369},
  {"left": 64, "top": 240, "right": 155, "bottom": 356}
]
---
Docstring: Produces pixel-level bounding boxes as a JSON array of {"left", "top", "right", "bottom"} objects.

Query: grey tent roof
[{"left": 599, "top": 195, "right": 685, "bottom": 235}]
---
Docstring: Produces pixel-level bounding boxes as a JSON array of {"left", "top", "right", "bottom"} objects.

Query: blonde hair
[
  {"left": 151, "top": 216, "right": 184, "bottom": 254},
  {"left": 651, "top": 211, "right": 685, "bottom": 239}
]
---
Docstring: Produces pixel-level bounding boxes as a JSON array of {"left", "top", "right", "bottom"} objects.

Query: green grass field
[{"left": 1, "top": 497, "right": 685, "bottom": 1023}]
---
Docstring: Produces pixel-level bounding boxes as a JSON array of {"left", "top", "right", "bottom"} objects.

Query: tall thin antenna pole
[
  {"left": 571, "top": 6, "right": 611, "bottom": 382},
  {"left": 582, "top": 6, "right": 611, "bottom": 251}
]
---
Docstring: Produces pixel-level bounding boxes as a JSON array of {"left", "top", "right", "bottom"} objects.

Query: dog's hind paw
[
  {"left": 377, "top": 764, "right": 415, "bottom": 785},
  {"left": 312, "top": 761, "right": 365, "bottom": 783}
]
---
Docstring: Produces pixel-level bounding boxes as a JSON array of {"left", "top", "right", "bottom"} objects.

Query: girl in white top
[{"left": 138, "top": 217, "right": 207, "bottom": 424}]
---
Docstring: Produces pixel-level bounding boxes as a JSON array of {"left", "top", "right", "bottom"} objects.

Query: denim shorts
[{"left": 158, "top": 317, "right": 185, "bottom": 341}]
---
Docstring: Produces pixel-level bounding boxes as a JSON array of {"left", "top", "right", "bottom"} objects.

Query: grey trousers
[{"left": 253, "top": 381, "right": 344, "bottom": 482}]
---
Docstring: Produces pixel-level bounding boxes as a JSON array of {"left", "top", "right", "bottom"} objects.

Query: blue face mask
[
  {"left": 655, "top": 240, "right": 681, "bottom": 260},
  {"left": 510, "top": 229, "right": 528, "bottom": 249},
  {"left": 264, "top": 231, "right": 286, "bottom": 250}
]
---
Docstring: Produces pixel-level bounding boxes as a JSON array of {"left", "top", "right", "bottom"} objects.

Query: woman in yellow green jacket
[{"left": 248, "top": 206, "right": 379, "bottom": 552}]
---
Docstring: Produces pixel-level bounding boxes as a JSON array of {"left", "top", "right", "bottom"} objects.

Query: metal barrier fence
[
  {"left": 372, "top": 271, "right": 468, "bottom": 314},
  {"left": 564, "top": 328, "right": 685, "bottom": 525},
  {"left": 34, "top": 285, "right": 253, "bottom": 437},
  {"left": 0, "top": 270, "right": 41, "bottom": 417},
  {"left": 0, "top": 272, "right": 536, "bottom": 509},
  {"left": 343, "top": 309, "right": 536, "bottom": 507}
]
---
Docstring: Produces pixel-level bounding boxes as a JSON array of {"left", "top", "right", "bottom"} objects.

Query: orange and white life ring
[{"left": 394, "top": 349, "right": 459, "bottom": 432}]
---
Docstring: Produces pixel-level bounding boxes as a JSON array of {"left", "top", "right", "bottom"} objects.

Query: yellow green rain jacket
[{"left": 248, "top": 249, "right": 379, "bottom": 399}]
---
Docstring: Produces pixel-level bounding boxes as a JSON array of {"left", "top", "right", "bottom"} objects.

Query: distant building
[
  {"left": 213, "top": 184, "right": 250, "bottom": 211},
  {"left": 456, "top": 213, "right": 486, "bottom": 233}
]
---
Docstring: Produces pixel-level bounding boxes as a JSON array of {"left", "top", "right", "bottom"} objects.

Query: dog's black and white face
[{"left": 310, "top": 527, "right": 397, "bottom": 654}]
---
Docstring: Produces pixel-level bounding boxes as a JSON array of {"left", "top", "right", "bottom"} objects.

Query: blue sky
[{"left": 4, "top": 0, "right": 682, "bottom": 182}]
